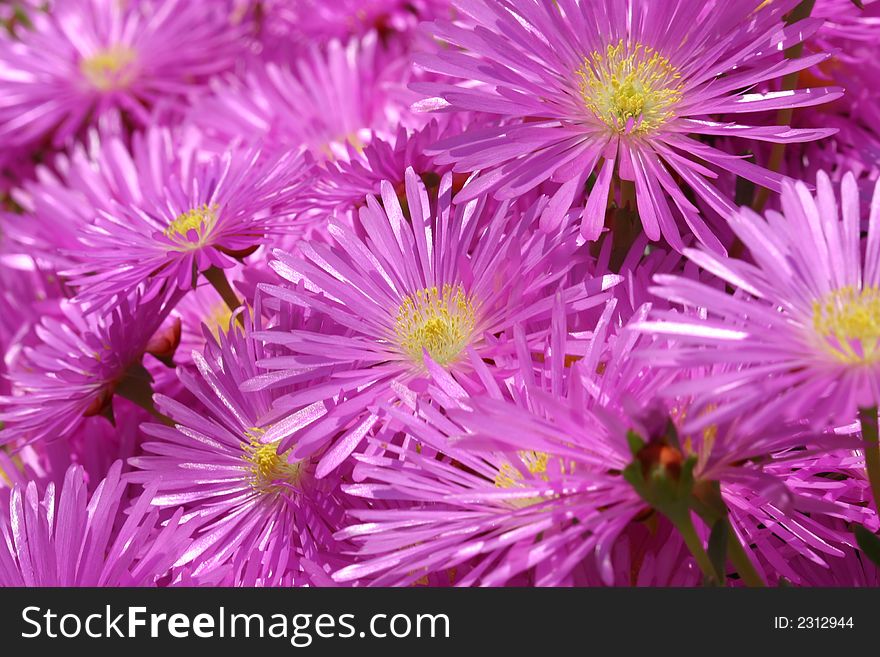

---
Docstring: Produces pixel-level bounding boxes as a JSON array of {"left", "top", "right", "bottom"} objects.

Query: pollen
[
  {"left": 163, "top": 204, "right": 220, "bottom": 247},
  {"left": 812, "top": 286, "right": 880, "bottom": 365},
  {"left": 242, "top": 428, "right": 305, "bottom": 496},
  {"left": 494, "top": 451, "right": 561, "bottom": 509},
  {"left": 394, "top": 284, "right": 476, "bottom": 367},
  {"left": 577, "top": 39, "right": 683, "bottom": 135},
  {"left": 80, "top": 46, "right": 138, "bottom": 92},
  {"left": 205, "top": 301, "right": 233, "bottom": 339}
]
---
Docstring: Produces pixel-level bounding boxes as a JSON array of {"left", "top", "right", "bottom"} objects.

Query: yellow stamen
[
  {"left": 242, "top": 428, "right": 305, "bottom": 495},
  {"left": 812, "top": 286, "right": 880, "bottom": 365},
  {"left": 205, "top": 301, "right": 234, "bottom": 340},
  {"left": 675, "top": 403, "right": 718, "bottom": 472},
  {"left": 80, "top": 46, "right": 138, "bottom": 91},
  {"left": 319, "top": 132, "right": 367, "bottom": 160},
  {"left": 494, "top": 451, "right": 565, "bottom": 509},
  {"left": 163, "top": 204, "right": 219, "bottom": 248},
  {"left": 395, "top": 284, "right": 476, "bottom": 367},
  {"left": 577, "top": 39, "right": 682, "bottom": 135}
]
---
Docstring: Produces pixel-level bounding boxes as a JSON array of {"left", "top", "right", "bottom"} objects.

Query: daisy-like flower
[
  {"left": 725, "top": 447, "right": 878, "bottom": 586},
  {"left": 0, "top": 287, "right": 182, "bottom": 446},
  {"left": 6, "top": 127, "right": 139, "bottom": 270},
  {"left": 129, "top": 309, "right": 358, "bottom": 586},
  {"left": 416, "top": 0, "right": 841, "bottom": 251},
  {"left": 248, "top": 169, "right": 619, "bottom": 477},
  {"left": 635, "top": 171, "right": 880, "bottom": 430},
  {"left": 313, "top": 119, "right": 459, "bottom": 215},
  {"left": 784, "top": 0, "right": 880, "bottom": 181},
  {"left": 335, "top": 302, "right": 661, "bottom": 586},
  {"left": 263, "top": 0, "right": 451, "bottom": 46},
  {"left": 338, "top": 299, "right": 868, "bottom": 587},
  {"left": 0, "top": 0, "right": 244, "bottom": 149},
  {"left": 188, "top": 33, "right": 414, "bottom": 162},
  {"left": 65, "top": 128, "right": 313, "bottom": 314},
  {"left": 0, "top": 461, "right": 194, "bottom": 586}
]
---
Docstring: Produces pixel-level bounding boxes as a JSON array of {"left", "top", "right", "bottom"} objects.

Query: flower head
[
  {"left": 313, "top": 120, "right": 458, "bottom": 215},
  {"left": 637, "top": 171, "right": 880, "bottom": 429},
  {"left": 248, "top": 169, "right": 619, "bottom": 476},
  {"left": 417, "top": 0, "right": 841, "bottom": 251},
  {"left": 0, "top": 0, "right": 243, "bottom": 148},
  {"left": 129, "top": 311, "right": 358, "bottom": 586},
  {"left": 0, "top": 287, "right": 181, "bottom": 446},
  {"left": 65, "top": 128, "right": 313, "bottom": 313},
  {"left": 0, "top": 461, "right": 194, "bottom": 586},
  {"left": 189, "top": 34, "right": 413, "bottom": 162}
]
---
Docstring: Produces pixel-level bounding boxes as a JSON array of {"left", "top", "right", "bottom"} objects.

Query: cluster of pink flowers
[{"left": 2, "top": 0, "right": 880, "bottom": 588}]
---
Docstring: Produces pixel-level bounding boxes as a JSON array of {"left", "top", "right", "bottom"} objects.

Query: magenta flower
[
  {"left": 6, "top": 126, "right": 141, "bottom": 270},
  {"left": 313, "top": 119, "right": 459, "bottom": 215},
  {"left": 336, "top": 394, "right": 647, "bottom": 586},
  {"left": 416, "top": 0, "right": 841, "bottom": 251},
  {"left": 65, "top": 128, "right": 313, "bottom": 314},
  {"left": 248, "top": 169, "right": 620, "bottom": 476},
  {"left": 637, "top": 172, "right": 880, "bottom": 429},
  {"left": 0, "top": 0, "right": 244, "bottom": 149},
  {"left": 725, "top": 447, "right": 877, "bottom": 585},
  {"left": 189, "top": 33, "right": 413, "bottom": 162},
  {"left": 336, "top": 298, "right": 868, "bottom": 586},
  {"left": 785, "top": 0, "right": 880, "bottom": 180},
  {"left": 0, "top": 461, "right": 194, "bottom": 586},
  {"left": 265, "top": 0, "right": 451, "bottom": 45},
  {"left": 334, "top": 303, "right": 657, "bottom": 586},
  {"left": 129, "top": 312, "right": 358, "bottom": 586},
  {"left": 0, "top": 287, "right": 182, "bottom": 446}
]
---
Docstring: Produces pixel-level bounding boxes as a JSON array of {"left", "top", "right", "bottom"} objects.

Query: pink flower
[
  {"left": 129, "top": 312, "right": 360, "bottom": 586},
  {"left": 188, "top": 33, "right": 416, "bottom": 162},
  {"left": 416, "top": 0, "right": 841, "bottom": 251},
  {"left": 637, "top": 171, "right": 880, "bottom": 429},
  {"left": 0, "top": 287, "right": 182, "bottom": 446},
  {"left": 0, "top": 461, "right": 194, "bottom": 586},
  {"left": 0, "top": 0, "right": 244, "bottom": 148},
  {"left": 64, "top": 128, "right": 313, "bottom": 314},
  {"left": 247, "top": 169, "right": 619, "bottom": 476}
]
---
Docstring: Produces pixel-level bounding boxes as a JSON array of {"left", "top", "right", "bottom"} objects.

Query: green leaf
[
  {"left": 854, "top": 524, "right": 880, "bottom": 567},
  {"left": 851, "top": 0, "right": 865, "bottom": 9},
  {"left": 626, "top": 430, "right": 645, "bottom": 456}
]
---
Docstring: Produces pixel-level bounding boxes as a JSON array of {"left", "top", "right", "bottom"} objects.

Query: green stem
[
  {"left": 672, "top": 511, "right": 722, "bottom": 585},
  {"left": 115, "top": 363, "right": 174, "bottom": 426},
  {"left": 203, "top": 266, "right": 244, "bottom": 326},
  {"left": 859, "top": 406, "right": 880, "bottom": 515},
  {"left": 725, "top": 519, "right": 766, "bottom": 587},
  {"left": 751, "top": 0, "right": 817, "bottom": 214}
]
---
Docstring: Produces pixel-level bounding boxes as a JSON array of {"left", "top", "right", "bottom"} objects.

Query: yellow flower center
[
  {"left": 577, "top": 39, "right": 683, "bottom": 135},
  {"left": 205, "top": 301, "right": 233, "bottom": 340},
  {"left": 80, "top": 46, "right": 138, "bottom": 91},
  {"left": 395, "top": 284, "right": 476, "bottom": 367},
  {"left": 318, "top": 132, "right": 367, "bottom": 161},
  {"left": 243, "top": 429, "right": 305, "bottom": 495},
  {"left": 812, "top": 286, "right": 880, "bottom": 365},
  {"left": 494, "top": 451, "right": 558, "bottom": 509},
  {"left": 163, "top": 204, "right": 220, "bottom": 248}
]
